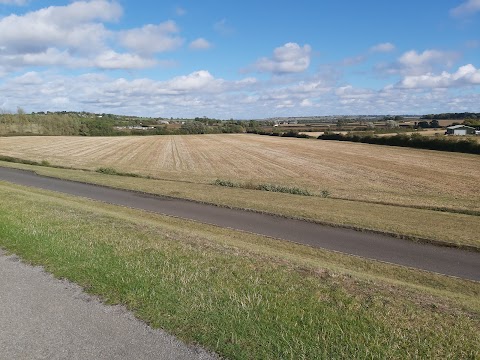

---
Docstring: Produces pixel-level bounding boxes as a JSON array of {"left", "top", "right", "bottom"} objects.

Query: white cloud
[
  {"left": 370, "top": 42, "right": 395, "bottom": 53},
  {"left": 0, "top": 47, "right": 156, "bottom": 70},
  {"left": 450, "top": 0, "right": 480, "bottom": 17},
  {"left": 11, "top": 71, "right": 42, "bottom": 85},
  {"left": 189, "top": 38, "right": 212, "bottom": 50},
  {"left": 119, "top": 21, "right": 184, "bottom": 54},
  {"left": 396, "top": 64, "right": 480, "bottom": 89},
  {"left": 0, "top": 70, "right": 261, "bottom": 117},
  {"left": 93, "top": 50, "right": 157, "bottom": 69},
  {"left": 335, "top": 85, "right": 374, "bottom": 99},
  {"left": 2, "top": 69, "right": 480, "bottom": 118},
  {"left": 167, "top": 70, "right": 219, "bottom": 92},
  {"left": 253, "top": 43, "right": 312, "bottom": 74},
  {"left": 0, "top": 1, "right": 121, "bottom": 55},
  {"left": 399, "top": 50, "right": 447, "bottom": 67},
  {"left": 377, "top": 49, "right": 459, "bottom": 76},
  {"left": 0, "top": 1, "right": 182, "bottom": 72},
  {"left": 300, "top": 99, "right": 313, "bottom": 107}
]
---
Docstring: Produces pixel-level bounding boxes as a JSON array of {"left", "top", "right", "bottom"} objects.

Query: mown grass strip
[{"left": 0, "top": 183, "right": 478, "bottom": 359}]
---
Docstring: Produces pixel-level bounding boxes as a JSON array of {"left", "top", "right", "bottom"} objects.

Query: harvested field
[{"left": 0, "top": 134, "right": 479, "bottom": 211}]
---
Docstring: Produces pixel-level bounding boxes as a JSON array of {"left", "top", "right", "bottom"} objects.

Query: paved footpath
[
  {"left": 0, "top": 250, "right": 217, "bottom": 360},
  {"left": 0, "top": 167, "right": 479, "bottom": 281}
]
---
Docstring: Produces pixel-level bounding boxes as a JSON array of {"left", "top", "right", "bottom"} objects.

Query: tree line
[
  {"left": 318, "top": 133, "right": 480, "bottom": 155},
  {"left": 421, "top": 112, "right": 480, "bottom": 120},
  {"left": 0, "top": 113, "right": 250, "bottom": 136}
]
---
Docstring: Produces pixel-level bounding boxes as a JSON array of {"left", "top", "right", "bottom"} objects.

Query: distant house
[{"left": 446, "top": 125, "right": 476, "bottom": 136}]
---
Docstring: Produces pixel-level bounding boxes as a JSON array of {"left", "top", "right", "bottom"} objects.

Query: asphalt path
[
  {"left": 0, "top": 250, "right": 217, "bottom": 360},
  {"left": 0, "top": 166, "right": 479, "bottom": 281}
]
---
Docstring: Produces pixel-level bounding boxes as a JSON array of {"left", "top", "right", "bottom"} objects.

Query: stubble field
[{"left": 0, "top": 134, "right": 478, "bottom": 211}]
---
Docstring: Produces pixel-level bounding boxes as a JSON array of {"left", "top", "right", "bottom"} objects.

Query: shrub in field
[
  {"left": 95, "top": 167, "right": 141, "bottom": 178},
  {"left": 213, "top": 179, "right": 239, "bottom": 188},
  {"left": 281, "top": 130, "right": 299, "bottom": 138},
  {"left": 255, "top": 183, "right": 312, "bottom": 196},
  {"left": 96, "top": 167, "right": 120, "bottom": 175},
  {"left": 213, "top": 179, "right": 313, "bottom": 196}
]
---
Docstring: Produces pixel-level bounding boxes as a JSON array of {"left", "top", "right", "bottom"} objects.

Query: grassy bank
[
  {"left": 0, "top": 182, "right": 478, "bottom": 359},
  {"left": 1, "top": 160, "right": 479, "bottom": 249}
]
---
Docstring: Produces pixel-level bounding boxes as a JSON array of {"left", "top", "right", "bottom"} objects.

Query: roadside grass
[
  {"left": 95, "top": 166, "right": 144, "bottom": 178},
  {"left": 213, "top": 179, "right": 314, "bottom": 196},
  {"left": 1, "top": 160, "right": 479, "bottom": 249},
  {"left": 0, "top": 182, "right": 478, "bottom": 359}
]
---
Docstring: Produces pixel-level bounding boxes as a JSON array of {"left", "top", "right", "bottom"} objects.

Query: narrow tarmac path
[
  {"left": 0, "top": 166, "right": 479, "bottom": 281},
  {"left": 0, "top": 250, "right": 217, "bottom": 360}
]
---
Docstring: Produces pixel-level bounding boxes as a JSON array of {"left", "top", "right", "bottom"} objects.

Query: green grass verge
[
  {"left": 1, "top": 160, "right": 479, "bottom": 250},
  {"left": 0, "top": 182, "right": 479, "bottom": 359},
  {"left": 213, "top": 179, "right": 315, "bottom": 196}
]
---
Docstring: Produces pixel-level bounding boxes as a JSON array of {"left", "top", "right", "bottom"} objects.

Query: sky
[{"left": 0, "top": 0, "right": 479, "bottom": 119}]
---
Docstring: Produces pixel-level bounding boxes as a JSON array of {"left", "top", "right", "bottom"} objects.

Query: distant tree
[
  {"left": 181, "top": 121, "right": 207, "bottom": 134},
  {"left": 386, "top": 120, "right": 399, "bottom": 129}
]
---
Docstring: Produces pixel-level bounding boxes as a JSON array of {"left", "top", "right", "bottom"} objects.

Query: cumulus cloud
[
  {"left": 0, "top": 47, "right": 156, "bottom": 71},
  {"left": 399, "top": 50, "right": 447, "bottom": 67},
  {"left": 450, "top": 0, "right": 480, "bottom": 17},
  {"left": 93, "top": 51, "right": 157, "bottom": 69},
  {"left": 370, "top": 42, "right": 395, "bottom": 53},
  {"left": 253, "top": 43, "right": 312, "bottom": 74},
  {"left": 2, "top": 68, "right": 480, "bottom": 117},
  {"left": 119, "top": 21, "right": 184, "bottom": 54},
  {"left": 300, "top": 99, "right": 313, "bottom": 107},
  {"left": 0, "top": 70, "right": 260, "bottom": 117},
  {"left": 376, "top": 49, "right": 459, "bottom": 76},
  {"left": 189, "top": 38, "right": 212, "bottom": 50},
  {"left": 0, "top": 1, "right": 188, "bottom": 71},
  {"left": 0, "top": 0, "right": 121, "bottom": 54},
  {"left": 396, "top": 64, "right": 480, "bottom": 89},
  {"left": 166, "top": 71, "right": 220, "bottom": 92},
  {"left": 11, "top": 71, "right": 43, "bottom": 85}
]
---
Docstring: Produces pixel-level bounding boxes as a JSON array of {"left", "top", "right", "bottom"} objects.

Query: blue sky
[{"left": 0, "top": 0, "right": 479, "bottom": 118}]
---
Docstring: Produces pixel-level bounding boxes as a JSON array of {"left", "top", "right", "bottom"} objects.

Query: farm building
[{"left": 446, "top": 125, "right": 476, "bottom": 136}]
